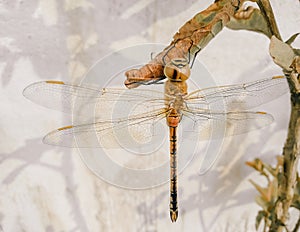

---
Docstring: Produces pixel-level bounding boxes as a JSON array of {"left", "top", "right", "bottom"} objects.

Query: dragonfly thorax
[
  {"left": 169, "top": 95, "right": 186, "bottom": 111},
  {"left": 166, "top": 95, "right": 185, "bottom": 127}
]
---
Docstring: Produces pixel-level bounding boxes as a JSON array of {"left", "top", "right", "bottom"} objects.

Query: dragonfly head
[{"left": 164, "top": 58, "right": 190, "bottom": 82}]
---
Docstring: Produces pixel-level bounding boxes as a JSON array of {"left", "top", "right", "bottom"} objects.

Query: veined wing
[
  {"left": 181, "top": 109, "right": 274, "bottom": 174},
  {"left": 184, "top": 76, "right": 288, "bottom": 112},
  {"left": 23, "top": 81, "right": 166, "bottom": 115},
  {"left": 43, "top": 108, "right": 169, "bottom": 148},
  {"left": 181, "top": 109, "right": 273, "bottom": 140}
]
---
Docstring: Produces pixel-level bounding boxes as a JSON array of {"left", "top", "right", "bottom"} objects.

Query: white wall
[{"left": 0, "top": 0, "right": 300, "bottom": 231}]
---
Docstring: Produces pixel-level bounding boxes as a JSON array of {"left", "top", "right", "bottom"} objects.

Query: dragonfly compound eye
[{"left": 164, "top": 58, "right": 190, "bottom": 82}]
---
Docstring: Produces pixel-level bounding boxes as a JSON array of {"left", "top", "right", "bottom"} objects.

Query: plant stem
[
  {"left": 256, "top": 0, "right": 282, "bottom": 40},
  {"left": 255, "top": 1, "right": 299, "bottom": 231},
  {"left": 271, "top": 61, "right": 300, "bottom": 231},
  {"left": 293, "top": 213, "right": 300, "bottom": 232}
]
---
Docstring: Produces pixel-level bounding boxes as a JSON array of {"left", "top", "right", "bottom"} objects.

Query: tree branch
[
  {"left": 124, "top": 0, "right": 242, "bottom": 88},
  {"left": 256, "top": 0, "right": 282, "bottom": 40},
  {"left": 272, "top": 58, "right": 300, "bottom": 231}
]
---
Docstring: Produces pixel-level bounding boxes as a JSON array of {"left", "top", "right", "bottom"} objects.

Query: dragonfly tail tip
[{"left": 170, "top": 210, "right": 178, "bottom": 222}]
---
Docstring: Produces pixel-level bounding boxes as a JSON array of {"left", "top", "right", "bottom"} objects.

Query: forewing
[
  {"left": 23, "top": 81, "right": 102, "bottom": 113},
  {"left": 23, "top": 81, "right": 165, "bottom": 116},
  {"left": 185, "top": 76, "right": 288, "bottom": 112}
]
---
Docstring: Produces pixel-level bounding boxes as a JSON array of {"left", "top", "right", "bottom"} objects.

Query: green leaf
[
  {"left": 226, "top": 8, "right": 272, "bottom": 37},
  {"left": 250, "top": 180, "right": 272, "bottom": 202},
  {"left": 269, "top": 36, "right": 295, "bottom": 71}
]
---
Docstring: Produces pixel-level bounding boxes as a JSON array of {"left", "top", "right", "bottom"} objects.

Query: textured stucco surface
[{"left": 1, "top": 0, "right": 300, "bottom": 231}]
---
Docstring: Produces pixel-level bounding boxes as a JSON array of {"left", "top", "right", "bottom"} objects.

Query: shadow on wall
[
  {"left": 134, "top": 121, "right": 284, "bottom": 230},
  {"left": 0, "top": 0, "right": 198, "bottom": 86},
  {"left": 0, "top": 138, "right": 91, "bottom": 231}
]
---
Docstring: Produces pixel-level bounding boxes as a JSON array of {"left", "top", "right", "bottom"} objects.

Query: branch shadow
[
  {"left": 133, "top": 117, "right": 287, "bottom": 230},
  {"left": 0, "top": 138, "right": 90, "bottom": 231}
]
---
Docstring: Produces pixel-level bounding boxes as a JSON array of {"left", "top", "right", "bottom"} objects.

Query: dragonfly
[{"left": 23, "top": 59, "right": 288, "bottom": 222}]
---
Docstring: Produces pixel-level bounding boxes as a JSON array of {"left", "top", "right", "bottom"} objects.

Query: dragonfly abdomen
[
  {"left": 167, "top": 108, "right": 180, "bottom": 222},
  {"left": 169, "top": 126, "right": 178, "bottom": 222}
]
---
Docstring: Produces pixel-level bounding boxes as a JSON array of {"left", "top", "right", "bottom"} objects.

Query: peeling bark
[{"left": 124, "top": 0, "right": 243, "bottom": 88}]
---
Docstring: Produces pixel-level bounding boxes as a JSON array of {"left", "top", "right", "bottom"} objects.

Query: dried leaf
[
  {"left": 294, "top": 49, "right": 300, "bottom": 56},
  {"left": 226, "top": 8, "right": 272, "bottom": 37},
  {"left": 285, "top": 33, "right": 300, "bottom": 45},
  {"left": 268, "top": 178, "right": 278, "bottom": 203},
  {"left": 276, "top": 155, "right": 284, "bottom": 167},
  {"left": 250, "top": 180, "right": 271, "bottom": 203},
  {"left": 286, "top": 33, "right": 300, "bottom": 57},
  {"left": 255, "top": 195, "right": 269, "bottom": 210},
  {"left": 269, "top": 36, "right": 295, "bottom": 71},
  {"left": 246, "top": 158, "right": 264, "bottom": 172},
  {"left": 255, "top": 210, "right": 267, "bottom": 230},
  {"left": 263, "top": 162, "right": 277, "bottom": 177}
]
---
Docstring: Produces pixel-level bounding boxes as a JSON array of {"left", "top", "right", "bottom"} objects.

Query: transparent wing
[
  {"left": 23, "top": 81, "right": 166, "bottom": 116},
  {"left": 23, "top": 81, "right": 101, "bottom": 113},
  {"left": 181, "top": 109, "right": 274, "bottom": 174},
  {"left": 181, "top": 110, "right": 273, "bottom": 140},
  {"left": 24, "top": 81, "right": 169, "bottom": 149},
  {"left": 179, "top": 76, "right": 286, "bottom": 173},
  {"left": 184, "top": 76, "right": 288, "bottom": 111},
  {"left": 43, "top": 108, "right": 168, "bottom": 148}
]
